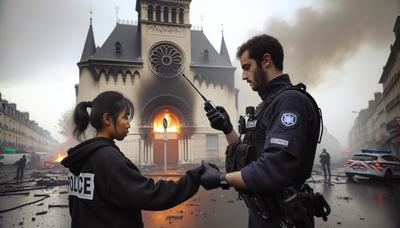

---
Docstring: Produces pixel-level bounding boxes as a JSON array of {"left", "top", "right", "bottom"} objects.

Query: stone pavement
[{"left": 1, "top": 164, "right": 399, "bottom": 228}]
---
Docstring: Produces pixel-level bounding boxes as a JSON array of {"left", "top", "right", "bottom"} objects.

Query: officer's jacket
[
  {"left": 241, "top": 74, "right": 320, "bottom": 194},
  {"left": 61, "top": 137, "right": 200, "bottom": 228}
]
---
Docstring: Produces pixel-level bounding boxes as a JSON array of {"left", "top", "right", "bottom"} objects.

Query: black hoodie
[{"left": 62, "top": 137, "right": 202, "bottom": 228}]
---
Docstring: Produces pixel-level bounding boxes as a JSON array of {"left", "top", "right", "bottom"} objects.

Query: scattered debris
[
  {"left": 36, "top": 179, "right": 68, "bottom": 187},
  {"left": 186, "top": 203, "right": 200, "bottom": 207},
  {"left": 35, "top": 211, "right": 48, "bottom": 215},
  {"left": 337, "top": 196, "right": 352, "bottom": 201},
  {"left": 31, "top": 172, "right": 46, "bottom": 178},
  {"left": 48, "top": 204, "right": 69, "bottom": 208},
  {"left": 0, "top": 192, "right": 30, "bottom": 197},
  {"left": 34, "top": 194, "right": 50, "bottom": 197},
  {"left": 0, "top": 194, "right": 50, "bottom": 214},
  {"left": 0, "top": 186, "right": 49, "bottom": 194},
  {"left": 166, "top": 215, "right": 183, "bottom": 220}
]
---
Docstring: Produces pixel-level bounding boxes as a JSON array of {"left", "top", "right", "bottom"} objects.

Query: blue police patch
[{"left": 281, "top": 113, "right": 297, "bottom": 127}]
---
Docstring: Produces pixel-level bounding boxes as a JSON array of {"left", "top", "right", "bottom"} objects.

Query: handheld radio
[{"left": 181, "top": 74, "right": 217, "bottom": 112}]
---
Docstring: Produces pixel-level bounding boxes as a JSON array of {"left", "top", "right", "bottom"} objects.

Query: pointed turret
[
  {"left": 80, "top": 20, "right": 96, "bottom": 61},
  {"left": 219, "top": 30, "right": 231, "bottom": 65}
]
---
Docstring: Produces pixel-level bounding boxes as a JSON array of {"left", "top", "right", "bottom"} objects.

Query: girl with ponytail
[{"left": 61, "top": 91, "right": 203, "bottom": 228}]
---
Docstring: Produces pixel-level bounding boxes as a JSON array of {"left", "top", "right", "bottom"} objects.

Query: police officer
[
  {"left": 319, "top": 148, "right": 331, "bottom": 180},
  {"left": 15, "top": 155, "right": 27, "bottom": 183},
  {"left": 200, "top": 34, "right": 322, "bottom": 228}
]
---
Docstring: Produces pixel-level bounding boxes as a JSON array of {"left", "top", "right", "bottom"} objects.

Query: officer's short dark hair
[{"left": 236, "top": 34, "right": 284, "bottom": 71}]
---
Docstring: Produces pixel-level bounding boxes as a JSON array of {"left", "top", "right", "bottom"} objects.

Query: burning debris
[{"left": 53, "top": 152, "right": 67, "bottom": 163}]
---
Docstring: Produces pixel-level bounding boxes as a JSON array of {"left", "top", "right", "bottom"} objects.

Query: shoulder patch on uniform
[
  {"left": 270, "top": 137, "right": 289, "bottom": 147},
  {"left": 281, "top": 112, "right": 297, "bottom": 127}
]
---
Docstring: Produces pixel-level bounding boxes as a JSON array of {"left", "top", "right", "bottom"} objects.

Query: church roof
[
  {"left": 89, "top": 23, "right": 142, "bottom": 63},
  {"left": 190, "top": 30, "right": 232, "bottom": 67},
  {"left": 80, "top": 24, "right": 232, "bottom": 67},
  {"left": 80, "top": 23, "right": 96, "bottom": 61}
]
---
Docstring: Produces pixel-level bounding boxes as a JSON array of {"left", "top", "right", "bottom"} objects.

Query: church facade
[{"left": 76, "top": 0, "right": 238, "bottom": 165}]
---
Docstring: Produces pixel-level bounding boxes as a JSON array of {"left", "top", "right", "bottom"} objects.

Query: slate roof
[
  {"left": 80, "top": 23, "right": 232, "bottom": 67},
  {"left": 85, "top": 24, "right": 142, "bottom": 63},
  {"left": 190, "top": 30, "right": 232, "bottom": 67}
]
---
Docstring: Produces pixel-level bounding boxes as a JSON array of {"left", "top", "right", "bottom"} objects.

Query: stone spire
[
  {"left": 80, "top": 16, "right": 96, "bottom": 61},
  {"left": 219, "top": 28, "right": 231, "bottom": 65}
]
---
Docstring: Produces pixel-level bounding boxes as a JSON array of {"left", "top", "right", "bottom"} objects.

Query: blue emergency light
[{"left": 361, "top": 149, "right": 391, "bottom": 154}]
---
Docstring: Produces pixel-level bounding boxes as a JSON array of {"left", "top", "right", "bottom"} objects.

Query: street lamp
[{"left": 163, "top": 117, "right": 168, "bottom": 172}]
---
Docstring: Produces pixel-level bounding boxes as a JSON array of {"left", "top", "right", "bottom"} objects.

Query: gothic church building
[{"left": 76, "top": 0, "right": 238, "bottom": 165}]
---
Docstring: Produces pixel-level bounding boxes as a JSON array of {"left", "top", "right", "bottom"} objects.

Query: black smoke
[{"left": 262, "top": 0, "right": 400, "bottom": 87}]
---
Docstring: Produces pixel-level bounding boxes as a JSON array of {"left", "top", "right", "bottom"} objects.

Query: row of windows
[
  {"left": 148, "top": 5, "right": 185, "bottom": 24},
  {"left": 1, "top": 111, "right": 52, "bottom": 138},
  {"left": 1, "top": 104, "right": 29, "bottom": 123}
]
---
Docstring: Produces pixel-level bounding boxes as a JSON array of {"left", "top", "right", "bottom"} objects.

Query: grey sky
[{"left": 0, "top": 0, "right": 398, "bottom": 149}]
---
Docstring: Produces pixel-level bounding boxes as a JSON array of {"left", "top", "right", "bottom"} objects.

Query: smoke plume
[{"left": 263, "top": 0, "right": 400, "bottom": 87}]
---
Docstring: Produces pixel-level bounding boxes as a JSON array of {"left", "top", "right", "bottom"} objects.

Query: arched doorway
[{"left": 153, "top": 109, "right": 179, "bottom": 165}]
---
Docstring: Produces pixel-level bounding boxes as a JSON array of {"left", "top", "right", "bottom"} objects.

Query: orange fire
[
  {"left": 153, "top": 111, "right": 179, "bottom": 133},
  {"left": 54, "top": 152, "right": 67, "bottom": 163}
]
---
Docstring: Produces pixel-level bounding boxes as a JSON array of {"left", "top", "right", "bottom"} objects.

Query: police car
[{"left": 344, "top": 149, "right": 400, "bottom": 181}]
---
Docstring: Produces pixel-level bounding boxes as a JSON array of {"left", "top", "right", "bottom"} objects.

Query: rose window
[{"left": 149, "top": 43, "right": 184, "bottom": 78}]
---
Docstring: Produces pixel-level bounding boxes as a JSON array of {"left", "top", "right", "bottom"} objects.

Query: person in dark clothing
[
  {"left": 61, "top": 91, "right": 203, "bottom": 228},
  {"left": 16, "top": 155, "right": 26, "bottom": 183},
  {"left": 319, "top": 148, "right": 331, "bottom": 179},
  {"left": 200, "top": 34, "right": 323, "bottom": 227}
]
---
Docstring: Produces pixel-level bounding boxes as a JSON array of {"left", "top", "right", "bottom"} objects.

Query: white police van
[{"left": 344, "top": 149, "right": 400, "bottom": 181}]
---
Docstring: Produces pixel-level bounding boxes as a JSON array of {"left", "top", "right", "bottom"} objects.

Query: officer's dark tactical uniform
[
  {"left": 231, "top": 74, "right": 322, "bottom": 228},
  {"left": 319, "top": 151, "right": 331, "bottom": 178},
  {"left": 62, "top": 137, "right": 202, "bottom": 228},
  {"left": 15, "top": 155, "right": 26, "bottom": 182}
]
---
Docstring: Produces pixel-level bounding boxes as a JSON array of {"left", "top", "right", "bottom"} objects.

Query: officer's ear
[{"left": 262, "top": 53, "right": 272, "bottom": 68}]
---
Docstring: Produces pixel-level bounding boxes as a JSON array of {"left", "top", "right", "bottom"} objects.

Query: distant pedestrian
[
  {"left": 319, "top": 148, "right": 331, "bottom": 179},
  {"left": 15, "top": 155, "right": 26, "bottom": 182}
]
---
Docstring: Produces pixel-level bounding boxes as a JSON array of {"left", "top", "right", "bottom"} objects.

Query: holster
[
  {"left": 225, "top": 142, "right": 257, "bottom": 173},
  {"left": 240, "top": 192, "right": 277, "bottom": 221},
  {"left": 278, "top": 187, "right": 308, "bottom": 222},
  {"left": 302, "top": 184, "right": 331, "bottom": 221},
  {"left": 278, "top": 184, "right": 331, "bottom": 223}
]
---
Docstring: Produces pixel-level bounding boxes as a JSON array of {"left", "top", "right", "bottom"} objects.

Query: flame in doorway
[{"left": 153, "top": 111, "right": 179, "bottom": 133}]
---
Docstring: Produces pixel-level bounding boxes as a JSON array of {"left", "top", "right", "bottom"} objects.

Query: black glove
[
  {"left": 204, "top": 105, "right": 233, "bottom": 135},
  {"left": 200, "top": 161, "right": 222, "bottom": 190},
  {"left": 186, "top": 165, "right": 205, "bottom": 183}
]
